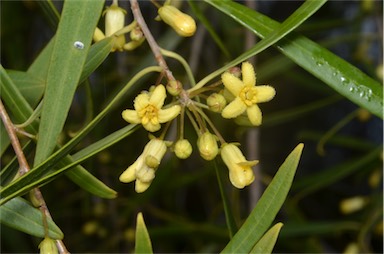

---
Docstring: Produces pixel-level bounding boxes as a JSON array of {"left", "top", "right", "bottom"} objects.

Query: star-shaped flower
[
  {"left": 221, "top": 62, "right": 276, "bottom": 126},
  {"left": 122, "top": 84, "right": 181, "bottom": 132}
]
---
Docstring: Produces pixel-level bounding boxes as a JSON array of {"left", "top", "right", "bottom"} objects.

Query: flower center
[
  {"left": 239, "top": 86, "right": 258, "bottom": 106},
  {"left": 139, "top": 104, "right": 158, "bottom": 123}
]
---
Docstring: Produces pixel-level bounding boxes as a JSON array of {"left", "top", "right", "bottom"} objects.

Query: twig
[
  {"left": 0, "top": 99, "right": 30, "bottom": 175},
  {"left": 130, "top": 0, "right": 175, "bottom": 81},
  {"left": 0, "top": 99, "right": 69, "bottom": 254}
]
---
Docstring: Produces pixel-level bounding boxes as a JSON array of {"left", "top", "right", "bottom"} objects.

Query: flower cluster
[
  {"left": 103, "top": 0, "right": 276, "bottom": 193},
  {"left": 120, "top": 60, "right": 276, "bottom": 192}
]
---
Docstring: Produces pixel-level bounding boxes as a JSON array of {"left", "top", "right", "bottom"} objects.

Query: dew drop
[
  {"left": 74, "top": 41, "right": 84, "bottom": 50},
  {"left": 349, "top": 86, "right": 356, "bottom": 92},
  {"left": 316, "top": 61, "right": 323, "bottom": 67}
]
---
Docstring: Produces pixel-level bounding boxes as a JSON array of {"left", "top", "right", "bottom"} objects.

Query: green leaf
[
  {"left": 1, "top": 61, "right": 117, "bottom": 200},
  {"left": 188, "top": 1, "right": 231, "bottom": 59},
  {"left": 0, "top": 66, "right": 160, "bottom": 205},
  {"left": 193, "top": 0, "right": 326, "bottom": 92},
  {"left": 34, "top": 0, "right": 105, "bottom": 166},
  {"left": 205, "top": 0, "right": 383, "bottom": 118},
  {"left": 221, "top": 143, "right": 304, "bottom": 254},
  {"left": 61, "top": 160, "right": 117, "bottom": 200},
  {"left": 135, "top": 212, "right": 153, "bottom": 254},
  {"left": 0, "top": 197, "right": 63, "bottom": 239},
  {"left": 0, "top": 124, "right": 138, "bottom": 205},
  {"left": 250, "top": 222, "right": 283, "bottom": 254},
  {"left": 7, "top": 70, "right": 45, "bottom": 108}
]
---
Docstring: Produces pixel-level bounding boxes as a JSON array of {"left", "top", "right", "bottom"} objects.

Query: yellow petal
[
  {"left": 158, "top": 105, "right": 181, "bottom": 123},
  {"left": 135, "top": 179, "right": 152, "bottom": 193},
  {"left": 105, "top": 5, "right": 126, "bottom": 37},
  {"left": 229, "top": 167, "right": 255, "bottom": 189},
  {"left": 136, "top": 166, "right": 156, "bottom": 183},
  {"left": 242, "top": 62, "right": 256, "bottom": 87},
  {"left": 255, "top": 85, "right": 276, "bottom": 103},
  {"left": 149, "top": 85, "right": 166, "bottom": 109},
  {"left": 221, "top": 72, "right": 244, "bottom": 96},
  {"left": 143, "top": 121, "right": 161, "bottom": 132},
  {"left": 122, "top": 109, "right": 141, "bottom": 124},
  {"left": 119, "top": 156, "right": 143, "bottom": 183},
  {"left": 222, "top": 97, "right": 247, "bottom": 119},
  {"left": 145, "top": 139, "right": 167, "bottom": 163},
  {"left": 247, "top": 104, "right": 262, "bottom": 126},
  {"left": 134, "top": 93, "right": 150, "bottom": 111}
]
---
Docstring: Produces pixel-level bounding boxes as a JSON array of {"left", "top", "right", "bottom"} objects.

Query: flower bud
[
  {"left": 130, "top": 26, "right": 144, "bottom": 41},
  {"left": 207, "top": 93, "right": 227, "bottom": 113},
  {"left": 166, "top": 80, "right": 182, "bottom": 96},
  {"left": 39, "top": 237, "right": 58, "bottom": 254},
  {"left": 340, "top": 196, "right": 367, "bottom": 214},
  {"left": 174, "top": 139, "right": 192, "bottom": 159},
  {"left": 197, "top": 132, "right": 218, "bottom": 160},
  {"left": 104, "top": 4, "right": 126, "bottom": 51},
  {"left": 158, "top": 5, "right": 196, "bottom": 37}
]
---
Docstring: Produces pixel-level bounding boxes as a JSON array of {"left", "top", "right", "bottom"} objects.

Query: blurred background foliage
[{"left": 1, "top": 0, "right": 383, "bottom": 253}]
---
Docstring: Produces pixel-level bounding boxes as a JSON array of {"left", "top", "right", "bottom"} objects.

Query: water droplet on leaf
[{"left": 74, "top": 41, "right": 84, "bottom": 50}]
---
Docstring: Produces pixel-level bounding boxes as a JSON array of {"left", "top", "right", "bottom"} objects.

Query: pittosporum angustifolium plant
[{"left": 1, "top": 0, "right": 382, "bottom": 253}]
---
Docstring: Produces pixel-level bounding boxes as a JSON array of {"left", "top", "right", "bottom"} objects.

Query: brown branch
[
  {"left": 0, "top": 99, "right": 69, "bottom": 254},
  {"left": 0, "top": 99, "right": 30, "bottom": 175},
  {"left": 130, "top": 0, "right": 175, "bottom": 81}
]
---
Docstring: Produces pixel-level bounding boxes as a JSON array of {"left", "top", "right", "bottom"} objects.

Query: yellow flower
[
  {"left": 158, "top": 5, "right": 196, "bottom": 37},
  {"left": 122, "top": 85, "right": 181, "bottom": 132},
  {"left": 220, "top": 143, "right": 258, "bottom": 189},
  {"left": 221, "top": 62, "right": 276, "bottom": 126},
  {"left": 119, "top": 139, "right": 167, "bottom": 193}
]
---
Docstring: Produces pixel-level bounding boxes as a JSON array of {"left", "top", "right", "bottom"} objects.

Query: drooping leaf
[
  {"left": 0, "top": 197, "right": 64, "bottom": 239},
  {"left": 221, "top": 144, "right": 304, "bottom": 253},
  {"left": 135, "top": 212, "right": 153, "bottom": 254}
]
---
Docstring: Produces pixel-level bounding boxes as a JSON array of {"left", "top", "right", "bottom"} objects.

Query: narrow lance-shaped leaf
[
  {"left": 221, "top": 144, "right": 304, "bottom": 254},
  {"left": 0, "top": 66, "right": 160, "bottom": 205},
  {"left": 250, "top": 222, "right": 283, "bottom": 254},
  {"left": 191, "top": 0, "right": 326, "bottom": 93},
  {"left": 205, "top": 0, "right": 383, "bottom": 118},
  {"left": 34, "top": 0, "right": 105, "bottom": 166},
  {"left": 0, "top": 197, "right": 64, "bottom": 239},
  {"left": 135, "top": 212, "right": 154, "bottom": 254}
]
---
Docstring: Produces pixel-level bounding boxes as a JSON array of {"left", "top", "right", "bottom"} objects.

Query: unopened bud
[
  {"left": 207, "top": 93, "right": 227, "bottom": 113},
  {"left": 174, "top": 139, "right": 192, "bottom": 159},
  {"left": 166, "top": 80, "right": 182, "bottom": 96},
  {"left": 197, "top": 132, "right": 218, "bottom": 160},
  {"left": 104, "top": 4, "right": 126, "bottom": 51},
  {"left": 130, "top": 26, "right": 144, "bottom": 41},
  {"left": 39, "top": 237, "right": 58, "bottom": 254},
  {"left": 158, "top": 5, "right": 196, "bottom": 37},
  {"left": 340, "top": 196, "right": 367, "bottom": 214}
]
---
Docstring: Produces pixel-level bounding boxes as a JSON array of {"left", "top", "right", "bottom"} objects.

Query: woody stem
[{"left": 130, "top": 0, "right": 175, "bottom": 81}]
